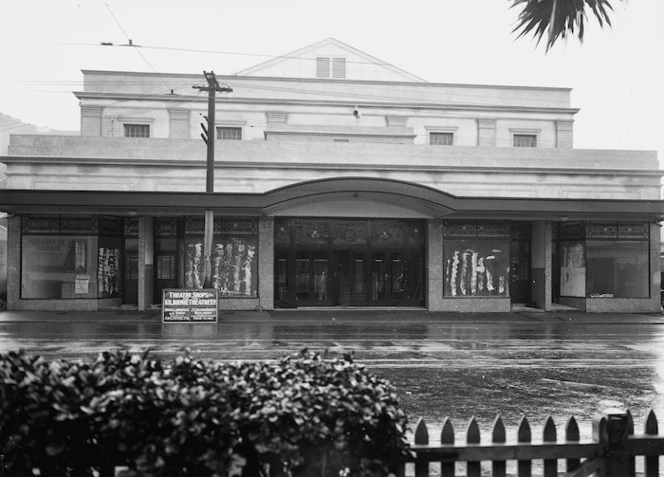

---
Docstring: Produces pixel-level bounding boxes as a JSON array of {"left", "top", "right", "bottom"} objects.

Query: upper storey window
[
  {"left": 316, "top": 57, "right": 346, "bottom": 79},
  {"left": 430, "top": 132, "right": 454, "bottom": 146},
  {"left": 216, "top": 127, "right": 242, "bottom": 140},
  {"left": 124, "top": 124, "right": 150, "bottom": 138},
  {"left": 513, "top": 134, "right": 537, "bottom": 148}
]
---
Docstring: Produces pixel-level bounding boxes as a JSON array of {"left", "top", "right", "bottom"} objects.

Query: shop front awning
[{"left": 2, "top": 177, "right": 664, "bottom": 222}]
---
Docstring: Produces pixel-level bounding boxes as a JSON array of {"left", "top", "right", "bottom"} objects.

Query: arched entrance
[{"left": 264, "top": 177, "right": 454, "bottom": 308}]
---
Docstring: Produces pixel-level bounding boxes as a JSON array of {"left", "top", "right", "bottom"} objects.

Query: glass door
[
  {"left": 274, "top": 250, "right": 292, "bottom": 307},
  {"left": 370, "top": 251, "right": 424, "bottom": 306},
  {"left": 371, "top": 251, "right": 404, "bottom": 304},
  {"left": 335, "top": 250, "right": 368, "bottom": 306},
  {"left": 154, "top": 238, "right": 177, "bottom": 304},
  {"left": 123, "top": 238, "right": 138, "bottom": 305},
  {"left": 295, "top": 250, "right": 331, "bottom": 305},
  {"left": 510, "top": 240, "right": 531, "bottom": 303}
]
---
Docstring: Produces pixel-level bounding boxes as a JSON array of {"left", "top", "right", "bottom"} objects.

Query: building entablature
[
  {"left": 73, "top": 91, "right": 579, "bottom": 117},
  {"left": 79, "top": 70, "right": 574, "bottom": 110}
]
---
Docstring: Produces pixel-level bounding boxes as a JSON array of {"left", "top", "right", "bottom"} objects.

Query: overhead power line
[
  {"left": 47, "top": 40, "right": 486, "bottom": 78},
  {"left": 98, "top": 0, "right": 173, "bottom": 92}
]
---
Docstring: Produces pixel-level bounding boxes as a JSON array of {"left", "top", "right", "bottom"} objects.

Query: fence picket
[
  {"left": 542, "top": 416, "right": 557, "bottom": 477},
  {"left": 626, "top": 410, "right": 636, "bottom": 477},
  {"left": 414, "top": 418, "right": 429, "bottom": 477},
  {"left": 491, "top": 415, "right": 507, "bottom": 477},
  {"left": 440, "top": 417, "right": 455, "bottom": 477},
  {"left": 644, "top": 409, "right": 659, "bottom": 477},
  {"left": 565, "top": 416, "right": 581, "bottom": 473},
  {"left": 517, "top": 416, "right": 532, "bottom": 477},
  {"left": 466, "top": 417, "right": 481, "bottom": 477}
]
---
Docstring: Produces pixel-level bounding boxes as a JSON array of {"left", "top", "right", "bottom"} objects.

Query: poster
[
  {"left": 444, "top": 243, "right": 510, "bottom": 297},
  {"left": 75, "top": 275, "right": 90, "bottom": 294},
  {"left": 162, "top": 289, "right": 218, "bottom": 323},
  {"left": 560, "top": 242, "right": 586, "bottom": 297},
  {"left": 98, "top": 247, "right": 121, "bottom": 297}
]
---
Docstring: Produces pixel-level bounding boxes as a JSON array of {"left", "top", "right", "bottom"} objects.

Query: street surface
[{"left": 0, "top": 309, "right": 663, "bottom": 445}]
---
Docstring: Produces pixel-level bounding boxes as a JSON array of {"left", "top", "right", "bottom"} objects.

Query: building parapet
[{"left": 6, "top": 134, "right": 659, "bottom": 172}]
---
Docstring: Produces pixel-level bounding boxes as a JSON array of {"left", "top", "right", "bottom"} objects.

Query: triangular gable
[{"left": 235, "top": 38, "right": 426, "bottom": 82}]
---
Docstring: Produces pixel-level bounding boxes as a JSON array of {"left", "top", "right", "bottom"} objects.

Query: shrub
[{"left": 0, "top": 348, "right": 410, "bottom": 477}]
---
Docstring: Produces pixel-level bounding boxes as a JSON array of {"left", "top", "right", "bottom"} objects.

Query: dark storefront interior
[{"left": 274, "top": 218, "right": 426, "bottom": 307}]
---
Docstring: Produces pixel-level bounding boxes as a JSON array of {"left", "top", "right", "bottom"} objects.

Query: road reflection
[{"left": 0, "top": 318, "right": 662, "bottom": 447}]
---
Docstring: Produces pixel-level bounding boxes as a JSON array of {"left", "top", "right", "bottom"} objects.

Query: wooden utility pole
[{"left": 193, "top": 71, "right": 232, "bottom": 288}]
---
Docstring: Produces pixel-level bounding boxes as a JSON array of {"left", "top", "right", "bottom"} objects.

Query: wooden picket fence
[
  {"left": 395, "top": 408, "right": 664, "bottom": 477},
  {"left": 2, "top": 408, "right": 662, "bottom": 476}
]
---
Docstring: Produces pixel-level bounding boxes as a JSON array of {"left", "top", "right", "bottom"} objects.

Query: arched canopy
[
  {"left": 262, "top": 177, "right": 456, "bottom": 218},
  {"left": 2, "top": 176, "right": 664, "bottom": 222}
]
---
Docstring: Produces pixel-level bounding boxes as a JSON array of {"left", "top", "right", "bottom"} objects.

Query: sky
[{"left": 1, "top": 0, "right": 663, "bottom": 164}]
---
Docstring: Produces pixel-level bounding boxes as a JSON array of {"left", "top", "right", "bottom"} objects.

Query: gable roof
[{"left": 235, "top": 38, "right": 426, "bottom": 82}]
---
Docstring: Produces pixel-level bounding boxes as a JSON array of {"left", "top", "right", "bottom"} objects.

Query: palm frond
[{"left": 511, "top": 0, "right": 615, "bottom": 51}]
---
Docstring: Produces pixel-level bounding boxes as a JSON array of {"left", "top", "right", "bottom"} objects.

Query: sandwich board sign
[{"left": 162, "top": 289, "right": 218, "bottom": 323}]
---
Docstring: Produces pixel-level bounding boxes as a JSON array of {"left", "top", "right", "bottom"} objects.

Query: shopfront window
[
  {"left": 587, "top": 241, "right": 649, "bottom": 298},
  {"left": 444, "top": 239, "right": 510, "bottom": 297},
  {"left": 184, "top": 217, "right": 258, "bottom": 298},
  {"left": 21, "top": 214, "right": 124, "bottom": 300},
  {"left": 21, "top": 235, "right": 98, "bottom": 299},
  {"left": 444, "top": 221, "right": 512, "bottom": 298},
  {"left": 558, "top": 222, "right": 650, "bottom": 299}
]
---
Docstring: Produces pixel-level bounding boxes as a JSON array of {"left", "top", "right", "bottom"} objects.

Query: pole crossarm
[{"left": 192, "top": 70, "right": 233, "bottom": 94}]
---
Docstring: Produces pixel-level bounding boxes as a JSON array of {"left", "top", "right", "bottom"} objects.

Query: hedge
[{"left": 0, "top": 348, "right": 411, "bottom": 477}]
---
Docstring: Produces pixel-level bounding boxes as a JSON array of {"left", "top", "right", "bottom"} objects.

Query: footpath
[{"left": 0, "top": 307, "right": 663, "bottom": 325}]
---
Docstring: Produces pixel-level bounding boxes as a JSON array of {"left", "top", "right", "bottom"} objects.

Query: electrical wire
[
  {"left": 99, "top": 0, "right": 173, "bottom": 92},
  {"left": 43, "top": 40, "right": 472, "bottom": 78},
  {"left": 8, "top": 77, "right": 569, "bottom": 110}
]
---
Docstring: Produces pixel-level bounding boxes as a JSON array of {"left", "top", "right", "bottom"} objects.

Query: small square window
[
  {"left": 216, "top": 127, "right": 242, "bottom": 140},
  {"left": 124, "top": 124, "right": 150, "bottom": 138},
  {"left": 513, "top": 134, "right": 537, "bottom": 147},
  {"left": 430, "top": 132, "right": 454, "bottom": 146}
]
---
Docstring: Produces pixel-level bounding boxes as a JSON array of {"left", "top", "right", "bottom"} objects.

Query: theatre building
[{"left": 1, "top": 38, "right": 663, "bottom": 313}]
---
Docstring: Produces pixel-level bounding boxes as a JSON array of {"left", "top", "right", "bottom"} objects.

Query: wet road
[{"left": 1, "top": 313, "right": 663, "bottom": 441}]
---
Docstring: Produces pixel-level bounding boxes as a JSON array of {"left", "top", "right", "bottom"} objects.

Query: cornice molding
[
  {"left": 73, "top": 92, "right": 580, "bottom": 115},
  {"left": 80, "top": 69, "right": 574, "bottom": 92},
  {"left": 3, "top": 155, "right": 662, "bottom": 177}
]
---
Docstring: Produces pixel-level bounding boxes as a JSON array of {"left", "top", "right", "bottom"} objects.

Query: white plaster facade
[{"left": 1, "top": 38, "right": 662, "bottom": 313}]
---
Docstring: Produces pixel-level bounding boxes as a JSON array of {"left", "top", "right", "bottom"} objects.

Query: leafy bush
[{"left": 0, "top": 348, "right": 410, "bottom": 477}]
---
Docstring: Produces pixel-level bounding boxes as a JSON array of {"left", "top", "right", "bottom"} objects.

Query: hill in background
[{"left": 0, "top": 113, "right": 77, "bottom": 156}]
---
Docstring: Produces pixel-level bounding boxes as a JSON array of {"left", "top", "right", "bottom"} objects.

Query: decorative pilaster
[
  {"left": 258, "top": 217, "right": 274, "bottom": 310},
  {"left": 138, "top": 216, "right": 154, "bottom": 311},
  {"left": 477, "top": 118, "right": 496, "bottom": 146},
  {"left": 556, "top": 120, "right": 574, "bottom": 149},
  {"left": 169, "top": 109, "right": 190, "bottom": 139},
  {"left": 80, "top": 106, "right": 102, "bottom": 137}
]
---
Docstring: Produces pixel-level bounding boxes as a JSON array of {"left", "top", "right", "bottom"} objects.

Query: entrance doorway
[
  {"left": 274, "top": 218, "right": 425, "bottom": 308},
  {"left": 336, "top": 250, "right": 367, "bottom": 305},
  {"left": 295, "top": 250, "right": 331, "bottom": 305},
  {"left": 275, "top": 249, "right": 425, "bottom": 307},
  {"left": 510, "top": 240, "right": 531, "bottom": 304},
  {"left": 123, "top": 238, "right": 138, "bottom": 305},
  {"left": 153, "top": 238, "right": 177, "bottom": 304}
]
